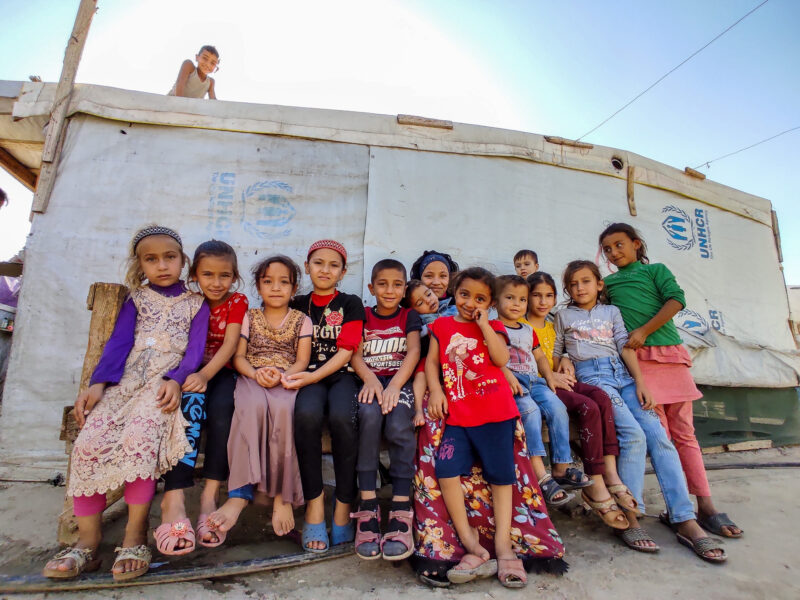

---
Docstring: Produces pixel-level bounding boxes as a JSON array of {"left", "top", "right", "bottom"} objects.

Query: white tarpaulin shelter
[{"left": 1, "top": 81, "right": 798, "bottom": 478}]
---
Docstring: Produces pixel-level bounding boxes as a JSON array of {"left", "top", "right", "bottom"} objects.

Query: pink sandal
[
  {"left": 380, "top": 508, "right": 414, "bottom": 561},
  {"left": 155, "top": 518, "right": 195, "bottom": 556},
  {"left": 497, "top": 557, "right": 527, "bottom": 588},
  {"left": 196, "top": 513, "right": 227, "bottom": 548},
  {"left": 351, "top": 506, "right": 382, "bottom": 560}
]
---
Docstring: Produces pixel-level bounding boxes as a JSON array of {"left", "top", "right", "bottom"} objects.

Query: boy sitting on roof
[{"left": 168, "top": 45, "right": 219, "bottom": 99}]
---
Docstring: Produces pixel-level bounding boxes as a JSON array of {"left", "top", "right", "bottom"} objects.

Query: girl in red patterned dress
[
  {"left": 155, "top": 241, "right": 249, "bottom": 554},
  {"left": 427, "top": 267, "right": 563, "bottom": 588}
]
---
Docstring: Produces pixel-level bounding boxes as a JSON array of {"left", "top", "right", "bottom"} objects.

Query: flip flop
[
  {"left": 301, "top": 520, "right": 330, "bottom": 554},
  {"left": 196, "top": 513, "right": 227, "bottom": 548},
  {"left": 154, "top": 518, "right": 195, "bottom": 556},
  {"left": 697, "top": 512, "right": 743, "bottom": 538},
  {"left": 497, "top": 557, "right": 527, "bottom": 588},
  {"left": 552, "top": 467, "right": 593, "bottom": 490},
  {"left": 616, "top": 527, "right": 660, "bottom": 553},
  {"left": 675, "top": 532, "right": 727, "bottom": 564},
  {"left": 446, "top": 554, "right": 497, "bottom": 584}
]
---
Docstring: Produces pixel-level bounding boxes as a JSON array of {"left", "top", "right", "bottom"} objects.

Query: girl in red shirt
[{"left": 426, "top": 267, "right": 526, "bottom": 588}]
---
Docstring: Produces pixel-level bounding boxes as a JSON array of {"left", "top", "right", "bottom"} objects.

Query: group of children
[{"left": 43, "top": 222, "right": 742, "bottom": 587}]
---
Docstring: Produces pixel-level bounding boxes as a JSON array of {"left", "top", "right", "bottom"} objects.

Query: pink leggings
[
  {"left": 654, "top": 402, "right": 711, "bottom": 497},
  {"left": 72, "top": 477, "right": 156, "bottom": 517}
]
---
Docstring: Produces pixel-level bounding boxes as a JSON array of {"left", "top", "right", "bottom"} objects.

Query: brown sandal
[
  {"left": 607, "top": 484, "right": 642, "bottom": 516},
  {"left": 581, "top": 491, "right": 629, "bottom": 530}
]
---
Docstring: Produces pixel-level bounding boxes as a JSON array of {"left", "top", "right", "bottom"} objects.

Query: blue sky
[{"left": 2, "top": 0, "right": 798, "bottom": 281}]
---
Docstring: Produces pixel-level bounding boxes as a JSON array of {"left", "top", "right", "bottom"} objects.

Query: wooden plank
[
  {"left": 724, "top": 439, "right": 773, "bottom": 452},
  {"left": 0, "top": 147, "right": 36, "bottom": 190},
  {"left": 684, "top": 166, "right": 706, "bottom": 180},
  {"left": 32, "top": 0, "right": 97, "bottom": 214},
  {"left": 396, "top": 114, "right": 454, "bottom": 129},
  {"left": 544, "top": 136, "right": 594, "bottom": 149},
  {"left": 626, "top": 165, "right": 637, "bottom": 216},
  {"left": 701, "top": 445, "right": 726, "bottom": 455}
]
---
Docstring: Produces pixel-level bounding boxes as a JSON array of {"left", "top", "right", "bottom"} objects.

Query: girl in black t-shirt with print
[{"left": 285, "top": 240, "right": 365, "bottom": 553}]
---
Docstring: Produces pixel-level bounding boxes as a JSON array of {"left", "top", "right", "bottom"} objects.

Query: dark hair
[
  {"left": 527, "top": 271, "right": 557, "bottom": 297},
  {"left": 495, "top": 274, "right": 529, "bottom": 297},
  {"left": 562, "top": 260, "right": 606, "bottom": 305},
  {"left": 0, "top": 187, "right": 7, "bottom": 209},
  {"left": 189, "top": 240, "right": 242, "bottom": 289},
  {"left": 599, "top": 222, "right": 649, "bottom": 264},
  {"left": 450, "top": 267, "right": 497, "bottom": 302},
  {"left": 513, "top": 249, "right": 538, "bottom": 264},
  {"left": 409, "top": 250, "right": 460, "bottom": 280},
  {"left": 252, "top": 255, "right": 302, "bottom": 289},
  {"left": 199, "top": 45, "right": 219, "bottom": 58},
  {"left": 371, "top": 259, "right": 407, "bottom": 283},
  {"left": 402, "top": 279, "right": 426, "bottom": 308}
]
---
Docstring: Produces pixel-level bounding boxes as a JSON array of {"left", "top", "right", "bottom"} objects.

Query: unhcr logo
[
  {"left": 661, "top": 205, "right": 713, "bottom": 259},
  {"left": 241, "top": 180, "right": 296, "bottom": 240},
  {"left": 676, "top": 309, "right": 709, "bottom": 336}
]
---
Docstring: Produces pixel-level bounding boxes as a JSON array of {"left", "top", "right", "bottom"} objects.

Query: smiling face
[
  {"left": 514, "top": 255, "right": 539, "bottom": 278},
  {"left": 195, "top": 50, "right": 219, "bottom": 76},
  {"left": 258, "top": 261, "right": 296, "bottom": 309},
  {"left": 409, "top": 283, "right": 439, "bottom": 315},
  {"left": 496, "top": 282, "right": 529, "bottom": 324},
  {"left": 137, "top": 235, "right": 183, "bottom": 287},
  {"left": 368, "top": 268, "right": 406, "bottom": 315},
  {"left": 305, "top": 248, "right": 346, "bottom": 294},
  {"left": 193, "top": 255, "right": 235, "bottom": 308},
  {"left": 529, "top": 282, "right": 557, "bottom": 319},
  {"left": 567, "top": 267, "right": 603, "bottom": 310},
  {"left": 601, "top": 231, "right": 641, "bottom": 269},
  {"left": 421, "top": 260, "right": 450, "bottom": 299},
  {"left": 454, "top": 277, "right": 493, "bottom": 322}
]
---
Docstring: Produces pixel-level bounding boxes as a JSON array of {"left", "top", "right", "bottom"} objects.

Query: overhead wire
[
  {"left": 694, "top": 125, "right": 800, "bottom": 169},
  {"left": 575, "top": 0, "right": 771, "bottom": 142}
]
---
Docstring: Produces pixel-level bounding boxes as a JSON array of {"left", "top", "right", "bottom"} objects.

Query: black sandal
[
  {"left": 552, "top": 467, "right": 593, "bottom": 490},
  {"left": 538, "top": 474, "right": 574, "bottom": 506}
]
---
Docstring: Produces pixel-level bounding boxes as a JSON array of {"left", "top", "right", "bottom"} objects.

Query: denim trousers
[
  {"left": 511, "top": 374, "right": 545, "bottom": 457},
  {"left": 574, "top": 356, "right": 695, "bottom": 523},
  {"left": 514, "top": 373, "right": 572, "bottom": 464}
]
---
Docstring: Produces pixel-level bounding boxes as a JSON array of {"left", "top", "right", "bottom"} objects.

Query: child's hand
[
  {"left": 74, "top": 383, "right": 105, "bottom": 428},
  {"left": 427, "top": 389, "right": 448, "bottom": 420},
  {"left": 256, "top": 367, "right": 281, "bottom": 388},
  {"left": 474, "top": 308, "right": 490, "bottom": 329},
  {"left": 636, "top": 381, "right": 656, "bottom": 410},
  {"left": 281, "top": 371, "right": 316, "bottom": 390},
  {"left": 381, "top": 385, "right": 401, "bottom": 415},
  {"left": 156, "top": 379, "right": 182, "bottom": 413},
  {"left": 625, "top": 328, "right": 648, "bottom": 350},
  {"left": 502, "top": 368, "right": 524, "bottom": 396},
  {"left": 557, "top": 357, "right": 576, "bottom": 378},
  {"left": 358, "top": 378, "right": 384, "bottom": 405},
  {"left": 413, "top": 408, "right": 426, "bottom": 427},
  {"left": 550, "top": 372, "right": 574, "bottom": 392},
  {"left": 182, "top": 372, "right": 208, "bottom": 393}
]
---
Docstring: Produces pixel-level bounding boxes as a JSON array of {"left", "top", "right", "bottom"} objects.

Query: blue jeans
[
  {"left": 511, "top": 378, "right": 545, "bottom": 458},
  {"left": 574, "top": 356, "right": 695, "bottom": 523},
  {"left": 515, "top": 373, "right": 572, "bottom": 465}
]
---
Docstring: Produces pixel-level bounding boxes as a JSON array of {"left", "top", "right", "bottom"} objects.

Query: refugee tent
[{"left": 0, "top": 80, "right": 798, "bottom": 478}]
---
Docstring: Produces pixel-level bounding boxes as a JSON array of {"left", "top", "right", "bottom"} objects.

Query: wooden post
[
  {"left": 58, "top": 282, "right": 128, "bottom": 545},
  {"left": 626, "top": 165, "right": 637, "bottom": 216},
  {"left": 32, "top": 0, "right": 97, "bottom": 214}
]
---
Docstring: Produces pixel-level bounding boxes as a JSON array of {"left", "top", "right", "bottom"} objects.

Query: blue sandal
[
  {"left": 301, "top": 520, "right": 329, "bottom": 554},
  {"left": 331, "top": 498, "right": 355, "bottom": 545}
]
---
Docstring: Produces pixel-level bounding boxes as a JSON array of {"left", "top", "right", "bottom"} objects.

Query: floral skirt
[{"left": 412, "top": 400, "right": 567, "bottom": 574}]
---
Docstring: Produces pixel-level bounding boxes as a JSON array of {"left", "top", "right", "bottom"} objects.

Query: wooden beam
[
  {"left": 626, "top": 165, "right": 637, "bottom": 216},
  {"left": 0, "top": 147, "right": 36, "bottom": 190},
  {"left": 32, "top": 0, "right": 97, "bottom": 214},
  {"left": 544, "top": 136, "right": 594, "bottom": 149},
  {"left": 397, "top": 114, "right": 454, "bottom": 129}
]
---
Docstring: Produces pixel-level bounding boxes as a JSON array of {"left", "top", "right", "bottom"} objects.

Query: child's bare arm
[
  {"left": 425, "top": 337, "right": 447, "bottom": 420},
  {"left": 621, "top": 347, "right": 655, "bottom": 409},
  {"left": 412, "top": 370, "right": 426, "bottom": 426},
  {"left": 534, "top": 347, "right": 573, "bottom": 391},
  {"left": 208, "top": 77, "right": 217, "bottom": 99},
  {"left": 173, "top": 60, "right": 195, "bottom": 97},
  {"left": 351, "top": 342, "right": 383, "bottom": 404},
  {"left": 282, "top": 347, "right": 353, "bottom": 390},
  {"left": 185, "top": 322, "right": 242, "bottom": 392},
  {"left": 386, "top": 330, "right": 421, "bottom": 394},
  {"left": 284, "top": 335, "right": 311, "bottom": 378},
  {"left": 232, "top": 336, "right": 258, "bottom": 380}
]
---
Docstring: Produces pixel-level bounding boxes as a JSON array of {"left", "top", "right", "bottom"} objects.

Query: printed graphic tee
[
  {"left": 505, "top": 322, "right": 540, "bottom": 376},
  {"left": 429, "top": 316, "right": 519, "bottom": 427},
  {"left": 361, "top": 306, "right": 422, "bottom": 377},
  {"left": 291, "top": 291, "right": 365, "bottom": 372},
  {"left": 204, "top": 292, "right": 249, "bottom": 366}
]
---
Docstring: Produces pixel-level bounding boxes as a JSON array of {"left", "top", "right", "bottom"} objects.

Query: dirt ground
[{"left": 1, "top": 447, "right": 799, "bottom": 599}]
